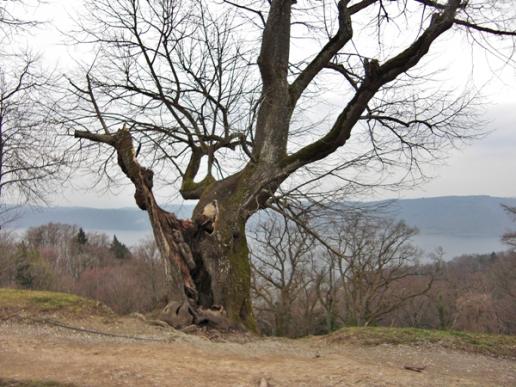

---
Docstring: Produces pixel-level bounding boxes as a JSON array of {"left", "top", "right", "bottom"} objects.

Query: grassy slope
[
  {"left": 326, "top": 326, "right": 516, "bottom": 358},
  {"left": 0, "top": 288, "right": 113, "bottom": 319}
]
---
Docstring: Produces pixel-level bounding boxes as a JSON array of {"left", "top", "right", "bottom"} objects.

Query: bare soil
[{"left": 1, "top": 315, "right": 515, "bottom": 387}]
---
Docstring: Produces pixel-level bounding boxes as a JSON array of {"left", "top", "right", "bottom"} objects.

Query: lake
[{"left": 7, "top": 228, "right": 507, "bottom": 261}]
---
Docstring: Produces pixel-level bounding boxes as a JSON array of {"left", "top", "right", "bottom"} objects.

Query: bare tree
[
  {"left": 321, "top": 213, "right": 432, "bottom": 326},
  {"left": 0, "top": 56, "right": 66, "bottom": 209},
  {"left": 0, "top": 0, "right": 67, "bottom": 226},
  {"left": 131, "top": 238, "right": 169, "bottom": 307},
  {"left": 490, "top": 252, "right": 516, "bottom": 302},
  {"left": 501, "top": 205, "right": 516, "bottom": 250},
  {"left": 250, "top": 215, "right": 315, "bottom": 336},
  {"left": 0, "top": 229, "right": 17, "bottom": 285},
  {"left": 314, "top": 249, "right": 342, "bottom": 332},
  {"left": 64, "top": 0, "right": 516, "bottom": 327},
  {"left": 250, "top": 206, "right": 435, "bottom": 333}
]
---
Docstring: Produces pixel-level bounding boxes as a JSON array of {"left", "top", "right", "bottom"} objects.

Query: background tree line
[
  {"left": 0, "top": 224, "right": 168, "bottom": 314},
  {"left": 1, "top": 207, "right": 514, "bottom": 336},
  {"left": 250, "top": 206, "right": 516, "bottom": 336}
]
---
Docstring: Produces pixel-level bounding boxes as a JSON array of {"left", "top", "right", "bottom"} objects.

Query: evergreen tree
[
  {"left": 110, "top": 235, "right": 131, "bottom": 260},
  {"left": 76, "top": 228, "right": 88, "bottom": 245},
  {"left": 14, "top": 243, "right": 52, "bottom": 289}
]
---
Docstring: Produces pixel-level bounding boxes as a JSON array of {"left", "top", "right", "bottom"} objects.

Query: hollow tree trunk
[
  {"left": 187, "top": 167, "right": 275, "bottom": 330},
  {"left": 146, "top": 175, "right": 260, "bottom": 330},
  {"left": 189, "top": 199, "right": 254, "bottom": 329}
]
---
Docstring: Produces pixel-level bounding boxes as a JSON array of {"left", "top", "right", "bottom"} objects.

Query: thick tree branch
[
  {"left": 75, "top": 127, "right": 197, "bottom": 301},
  {"left": 348, "top": 0, "right": 379, "bottom": 15},
  {"left": 254, "top": 0, "right": 293, "bottom": 162},
  {"left": 74, "top": 130, "right": 115, "bottom": 146},
  {"left": 179, "top": 148, "right": 216, "bottom": 200},
  {"left": 282, "top": 0, "right": 462, "bottom": 172},
  {"left": 413, "top": 0, "right": 448, "bottom": 9},
  {"left": 256, "top": 0, "right": 292, "bottom": 88}
]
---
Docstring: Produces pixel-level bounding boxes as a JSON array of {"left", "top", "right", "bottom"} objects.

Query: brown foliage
[
  {"left": 0, "top": 226, "right": 169, "bottom": 314},
  {"left": 2, "top": 222, "right": 516, "bottom": 336}
]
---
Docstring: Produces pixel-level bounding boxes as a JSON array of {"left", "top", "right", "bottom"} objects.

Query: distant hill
[
  {"left": 4, "top": 195, "right": 515, "bottom": 258},
  {"left": 381, "top": 196, "right": 516, "bottom": 257},
  {"left": 5, "top": 205, "right": 193, "bottom": 231},
  {"left": 384, "top": 196, "right": 516, "bottom": 238}
]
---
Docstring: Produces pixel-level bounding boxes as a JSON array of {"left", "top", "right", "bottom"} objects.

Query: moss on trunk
[{"left": 189, "top": 177, "right": 257, "bottom": 330}]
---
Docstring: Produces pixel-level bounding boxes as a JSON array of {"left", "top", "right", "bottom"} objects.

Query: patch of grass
[
  {"left": 0, "top": 288, "right": 113, "bottom": 319},
  {"left": 326, "top": 326, "right": 516, "bottom": 359},
  {"left": 0, "top": 378, "right": 77, "bottom": 387}
]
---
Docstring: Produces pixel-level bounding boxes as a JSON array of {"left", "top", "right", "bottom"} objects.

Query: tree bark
[
  {"left": 188, "top": 167, "right": 274, "bottom": 330},
  {"left": 74, "top": 129, "right": 194, "bottom": 304},
  {"left": 189, "top": 199, "right": 255, "bottom": 329}
]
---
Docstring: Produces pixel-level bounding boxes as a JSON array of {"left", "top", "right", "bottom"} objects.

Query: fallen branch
[{"left": 404, "top": 365, "right": 426, "bottom": 373}]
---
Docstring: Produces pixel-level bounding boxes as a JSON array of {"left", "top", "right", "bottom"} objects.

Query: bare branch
[
  {"left": 454, "top": 19, "right": 516, "bottom": 37},
  {"left": 222, "top": 0, "right": 266, "bottom": 27}
]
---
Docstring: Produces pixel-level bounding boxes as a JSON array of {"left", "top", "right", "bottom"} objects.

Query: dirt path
[{"left": 1, "top": 320, "right": 515, "bottom": 386}]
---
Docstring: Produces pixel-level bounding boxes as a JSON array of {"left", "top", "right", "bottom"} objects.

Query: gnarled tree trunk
[
  {"left": 75, "top": 128, "right": 285, "bottom": 329},
  {"left": 188, "top": 165, "right": 285, "bottom": 329}
]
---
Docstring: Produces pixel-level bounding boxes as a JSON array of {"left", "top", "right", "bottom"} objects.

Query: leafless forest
[{"left": 1, "top": 210, "right": 515, "bottom": 336}]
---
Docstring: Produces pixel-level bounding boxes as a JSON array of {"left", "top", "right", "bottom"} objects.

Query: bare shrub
[
  {"left": 453, "top": 292, "right": 504, "bottom": 333},
  {"left": 0, "top": 230, "right": 18, "bottom": 286},
  {"left": 74, "top": 256, "right": 168, "bottom": 314}
]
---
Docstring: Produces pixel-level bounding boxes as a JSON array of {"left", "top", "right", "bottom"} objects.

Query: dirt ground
[{"left": 1, "top": 316, "right": 515, "bottom": 387}]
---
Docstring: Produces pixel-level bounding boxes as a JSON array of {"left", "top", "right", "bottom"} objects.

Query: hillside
[
  {"left": 387, "top": 196, "right": 516, "bottom": 237},
  {"left": 1, "top": 289, "right": 515, "bottom": 386},
  {"left": 4, "top": 195, "right": 516, "bottom": 258}
]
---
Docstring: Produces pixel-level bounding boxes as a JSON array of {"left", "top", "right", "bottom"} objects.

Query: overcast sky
[{"left": 11, "top": 0, "right": 516, "bottom": 208}]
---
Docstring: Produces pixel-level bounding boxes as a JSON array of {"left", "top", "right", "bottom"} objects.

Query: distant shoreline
[{"left": 2, "top": 195, "right": 514, "bottom": 258}]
